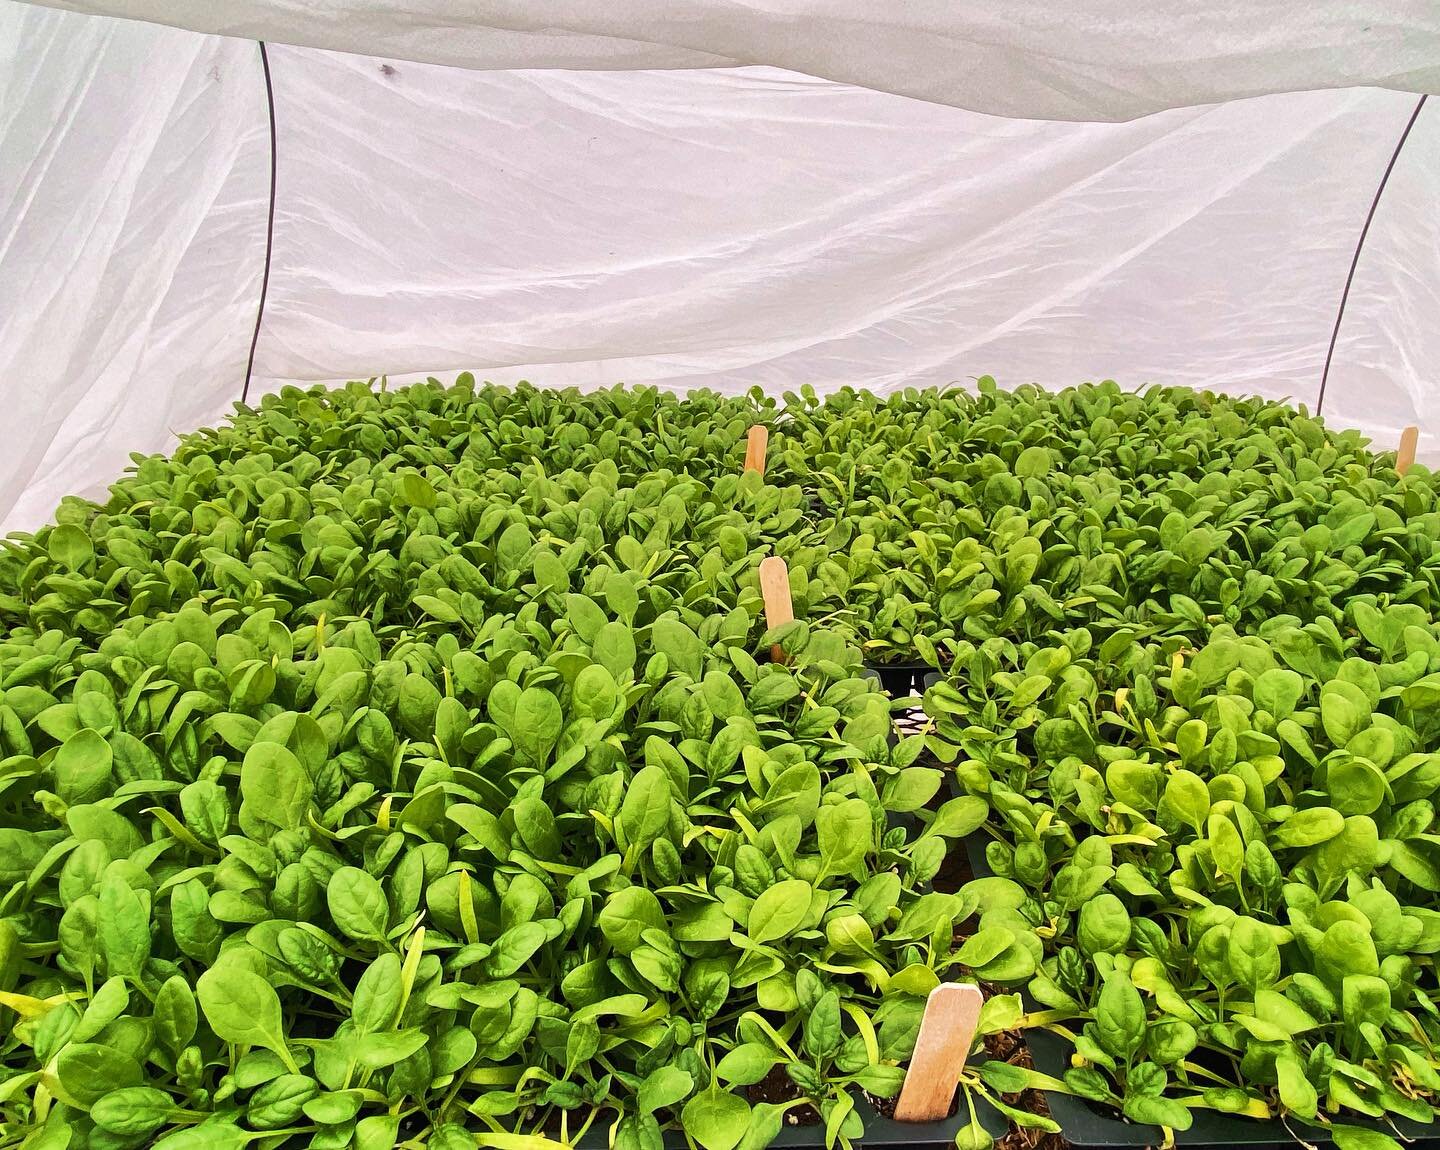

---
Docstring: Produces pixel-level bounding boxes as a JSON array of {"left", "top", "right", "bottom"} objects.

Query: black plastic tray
[
  {"left": 1028, "top": 1028, "right": 1438, "bottom": 1149},
  {"left": 959, "top": 828, "right": 994, "bottom": 878},
  {"left": 957, "top": 834, "right": 1440, "bottom": 1148},
  {"left": 571, "top": 1093, "right": 1008, "bottom": 1149},
  {"left": 862, "top": 662, "right": 935, "bottom": 698}
]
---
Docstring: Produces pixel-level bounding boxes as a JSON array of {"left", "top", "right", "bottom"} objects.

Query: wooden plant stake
[
  {"left": 758, "top": 556, "right": 793, "bottom": 664},
  {"left": 894, "top": 983, "right": 985, "bottom": 1123},
  {"left": 744, "top": 425, "right": 769, "bottom": 476},
  {"left": 1398, "top": 425, "right": 1419, "bottom": 476}
]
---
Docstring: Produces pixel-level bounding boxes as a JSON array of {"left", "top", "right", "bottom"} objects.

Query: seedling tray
[
  {"left": 1026, "top": 1028, "right": 1438, "bottom": 1149},
  {"left": 958, "top": 835, "right": 1440, "bottom": 1148},
  {"left": 570, "top": 1094, "right": 1008, "bottom": 1150}
]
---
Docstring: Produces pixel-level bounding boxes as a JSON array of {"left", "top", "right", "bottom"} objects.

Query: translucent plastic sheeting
[
  {"left": 2, "top": 10, "right": 1438, "bottom": 535},
  {"left": 0, "top": 5, "right": 269, "bottom": 530},
  {"left": 249, "top": 49, "right": 1433, "bottom": 445},
  {"left": 1331, "top": 110, "right": 1440, "bottom": 457},
  {"left": 20, "top": 0, "right": 1440, "bottom": 122}
]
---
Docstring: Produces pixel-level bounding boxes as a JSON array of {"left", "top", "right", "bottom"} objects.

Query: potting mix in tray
[{"left": 0, "top": 377, "right": 1433, "bottom": 1150}]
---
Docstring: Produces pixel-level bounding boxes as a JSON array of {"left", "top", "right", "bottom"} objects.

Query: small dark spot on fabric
[{"left": 380, "top": 63, "right": 398, "bottom": 77}]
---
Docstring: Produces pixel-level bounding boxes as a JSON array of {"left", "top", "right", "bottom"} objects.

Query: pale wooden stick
[
  {"left": 894, "top": 983, "right": 985, "bottom": 1123},
  {"left": 758, "top": 556, "right": 793, "bottom": 664},
  {"left": 744, "top": 425, "right": 769, "bottom": 475},
  {"left": 1398, "top": 425, "right": 1419, "bottom": 476}
]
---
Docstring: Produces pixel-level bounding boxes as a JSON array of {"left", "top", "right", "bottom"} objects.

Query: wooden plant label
[
  {"left": 758, "top": 556, "right": 793, "bottom": 664},
  {"left": 744, "top": 425, "right": 769, "bottom": 475},
  {"left": 894, "top": 983, "right": 985, "bottom": 1123},
  {"left": 1398, "top": 425, "right": 1419, "bottom": 476}
]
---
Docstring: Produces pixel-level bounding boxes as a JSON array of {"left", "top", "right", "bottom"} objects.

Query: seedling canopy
[{"left": 2, "top": 0, "right": 1437, "bottom": 527}]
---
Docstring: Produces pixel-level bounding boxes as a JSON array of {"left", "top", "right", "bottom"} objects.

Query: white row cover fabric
[
  {"left": 0, "top": 4, "right": 268, "bottom": 531},
  {"left": 1, "top": 6, "right": 1437, "bottom": 531},
  {"left": 21, "top": 0, "right": 1440, "bottom": 122}
]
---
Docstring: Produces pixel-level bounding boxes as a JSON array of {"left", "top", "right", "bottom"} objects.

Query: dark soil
[
  {"left": 985, "top": 1029, "right": 1069, "bottom": 1150},
  {"left": 863, "top": 1086, "right": 961, "bottom": 1122},
  {"left": 747, "top": 1065, "right": 822, "bottom": 1127}
]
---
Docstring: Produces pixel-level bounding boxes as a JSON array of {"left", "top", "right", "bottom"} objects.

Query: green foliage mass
[{"left": 0, "top": 373, "right": 1429, "bottom": 1149}]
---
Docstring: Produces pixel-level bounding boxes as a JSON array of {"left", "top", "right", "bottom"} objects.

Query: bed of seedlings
[{"left": 0, "top": 376, "right": 1428, "bottom": 1150}]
